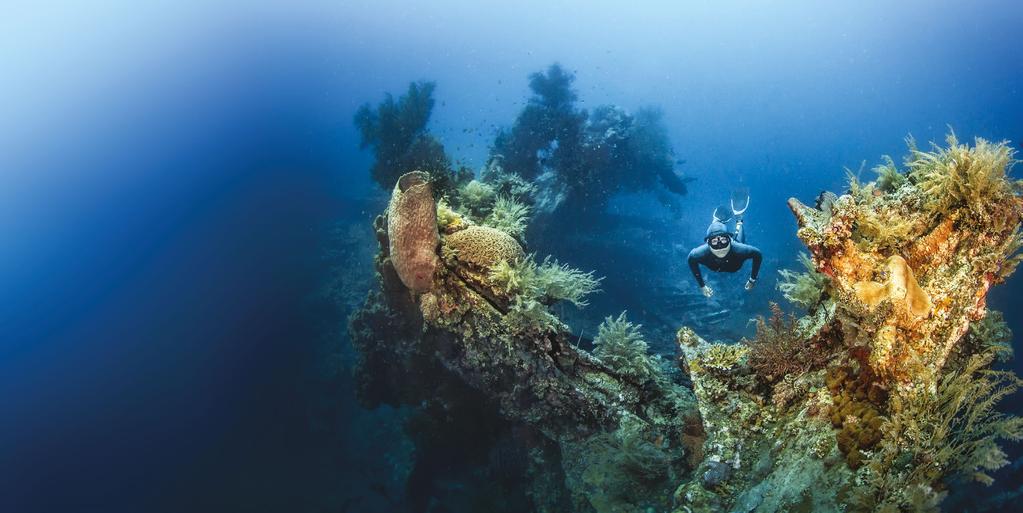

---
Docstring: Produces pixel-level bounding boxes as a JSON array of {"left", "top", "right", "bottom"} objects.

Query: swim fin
[
  {"left": 712, "top": 205, "right": 733, "bottom": 223},
  {"left": 731, "top": 187, "right": 750, "bottom": 218}
]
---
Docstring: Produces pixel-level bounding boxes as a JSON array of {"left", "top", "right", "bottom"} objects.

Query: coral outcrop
[
  {"left": 670, "top": 133, "right": 1022, "bottom": 513},
  {"left": 387, "top": 171, "right": 440, "bottom": 292},
  {"left": 491, "top": 63, "right": 689, "bottom": 215},
  {"left": 355, "top": 81, "right": 455, "bottom": 190},
  {"left": 788, "top": 134, "right": 1021, "bottom": 389},
  {"left": 352, "top": 180, "right": 696, "bottom": 512}
]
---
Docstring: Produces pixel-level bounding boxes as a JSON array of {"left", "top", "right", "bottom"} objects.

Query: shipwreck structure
[{"left": 349, "top": 134, "right": 1022, "bottom": 512}]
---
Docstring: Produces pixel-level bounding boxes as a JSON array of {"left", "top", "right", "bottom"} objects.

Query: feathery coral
[
  {"left": 484, "top": 196, "right": 530, "bottom": 239},
  {"left": 746, "top": 303, "right": 834, "bottom": 383},
  {"left": 593, "top": 312, "right": 662, "bottom": 383},
  {"left": 776, "top": 252, "right": 829, "bottom": 309},
  {"left": 907, "top": 131, "right": 1017, "bottom": 220},
  {"left": 489, "top": 254, "right": 602, "bottom": 307}
]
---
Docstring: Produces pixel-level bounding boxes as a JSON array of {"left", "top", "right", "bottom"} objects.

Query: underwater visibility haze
[{"left": 3, "top": 1, "right": 1023, "bottom": 512}]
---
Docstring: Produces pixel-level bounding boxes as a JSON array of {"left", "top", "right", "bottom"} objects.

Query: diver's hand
[
  {"left": 745, "top": 277, "right": 757, "bottom": 291},
  {"left": 701, "top": 285, "right": 714, "bottom": 298}
]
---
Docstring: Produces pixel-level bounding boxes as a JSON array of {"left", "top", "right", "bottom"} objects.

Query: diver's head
[{"left": 705, "top": 220, "right": 732, "bottom": 257}]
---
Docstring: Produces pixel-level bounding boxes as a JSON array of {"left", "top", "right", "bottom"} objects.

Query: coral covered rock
[
  {"left": 788, "top": 136, "right": 1021, "bottom": 388},
  {"left": 671, "top": 134, "right": 1022, "bottom": 513},
  {"left": 387, "top": 171, "right": 440, "bottom": 292},
  {"left": 353, "top": 190, "right": 696, "bottom": 512}
]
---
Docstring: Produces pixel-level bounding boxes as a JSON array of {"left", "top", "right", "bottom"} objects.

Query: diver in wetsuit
[{"left": 687, "top": 197, "right": 762, "bottom": 298}]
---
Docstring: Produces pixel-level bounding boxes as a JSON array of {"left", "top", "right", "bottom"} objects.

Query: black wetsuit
[{"left": 687, "top": 224, "right": 762, "bottom": 288}]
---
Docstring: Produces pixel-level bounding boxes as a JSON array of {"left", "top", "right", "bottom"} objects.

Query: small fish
[{"left": 676, "top": 159, "right": 687, "bottom": 165}]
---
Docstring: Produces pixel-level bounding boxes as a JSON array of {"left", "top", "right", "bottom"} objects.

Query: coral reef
[
  {"left": 355, "top": 81, "right": 454, "bottom": 189},
  {"left": 789, "top": 133, "right": 1021, "bottom": 387},
  {"left": 387, "top": 171, "right": 440, "bottom": 292},
  {"left": 350, "top": 131, "right": 1022, "bottom": 513},
  {"left": 491, "top": 63, "right": 689, "bottom": 215},
  {"left": 351, "top": 183, "right": 695, "bottom": 511},
  {"left": 671, "top": 133, "right": 1021, "bottom": 513}
]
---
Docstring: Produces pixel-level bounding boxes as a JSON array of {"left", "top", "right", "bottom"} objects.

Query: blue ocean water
[{"left": 1, "top": 1, "right": 1021, "bottom": 512}]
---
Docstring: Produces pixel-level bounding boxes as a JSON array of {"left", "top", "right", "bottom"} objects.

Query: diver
[{"left": 687, "top": 191, "right": 762, "bottom": 298}]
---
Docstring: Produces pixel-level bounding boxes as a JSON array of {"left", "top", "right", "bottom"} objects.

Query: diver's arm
[
  {"left": 687, "top": 248, "right": 706, "bottom": 288},
  {"left": 749, "top": 246, "right": 762, "bottom": 281}
]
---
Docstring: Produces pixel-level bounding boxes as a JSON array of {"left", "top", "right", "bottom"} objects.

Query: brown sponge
[{"left": 387, "top": 171, "right": 440, "bottom": 293}]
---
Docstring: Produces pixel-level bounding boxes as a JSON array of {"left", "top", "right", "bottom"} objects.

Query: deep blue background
[{"left": 1, "top": 2, "right": 1021, "bottom": 511}]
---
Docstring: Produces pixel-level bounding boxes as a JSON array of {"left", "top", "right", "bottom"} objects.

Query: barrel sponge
[
  {"left": 445, "top": 225, "right": 524, "bottom": 269},
  {"left": 387, "top": 171, "right": 440, "bottom": 292}
]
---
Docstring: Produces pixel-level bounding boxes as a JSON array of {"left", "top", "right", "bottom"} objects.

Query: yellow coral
[
  {"left": 436, "top": 199, "right": 468, "bottom": 234},
  {"left": 888, "top": 255, "right": 931, "bottom": 318},
  {"left": 697, "top": 343, "right": 750, "bottom": 373}
]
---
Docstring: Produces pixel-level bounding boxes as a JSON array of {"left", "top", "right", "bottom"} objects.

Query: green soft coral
[
  {"left": 457, "top": 179, "right": 497, "bottom": 217},
  {"left": 776, "top": 252, "right": 829, "bottom": 309},
  {"left": 968, "top": 310, "right": 1014, "bottom": 362},
  {"left": 593, "top": 312, "right": 663, "bottom": 383},
  {"left": 874, "top": 154, "right": 909, "bottom": 193},
  {"left": 489, "top": 254, "right": 602, "bottom": 307},
  {"left": 907, "top": 131, "right": 1018, "bottom": 221},
  {"left": 850, "top": 348, "right": 1023, "bottom": 511},
  {"left": 484, "top": 196, "right": 530, "bottom": 239}
]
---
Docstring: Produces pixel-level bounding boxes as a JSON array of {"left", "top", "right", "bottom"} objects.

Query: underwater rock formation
[{"left": 787, "top": 134, "right": 1021, "bottom": 389}]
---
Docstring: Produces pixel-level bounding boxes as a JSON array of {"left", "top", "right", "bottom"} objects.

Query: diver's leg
[{"left": 735, "top": 218, "right": 746, "bottom": 243}]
